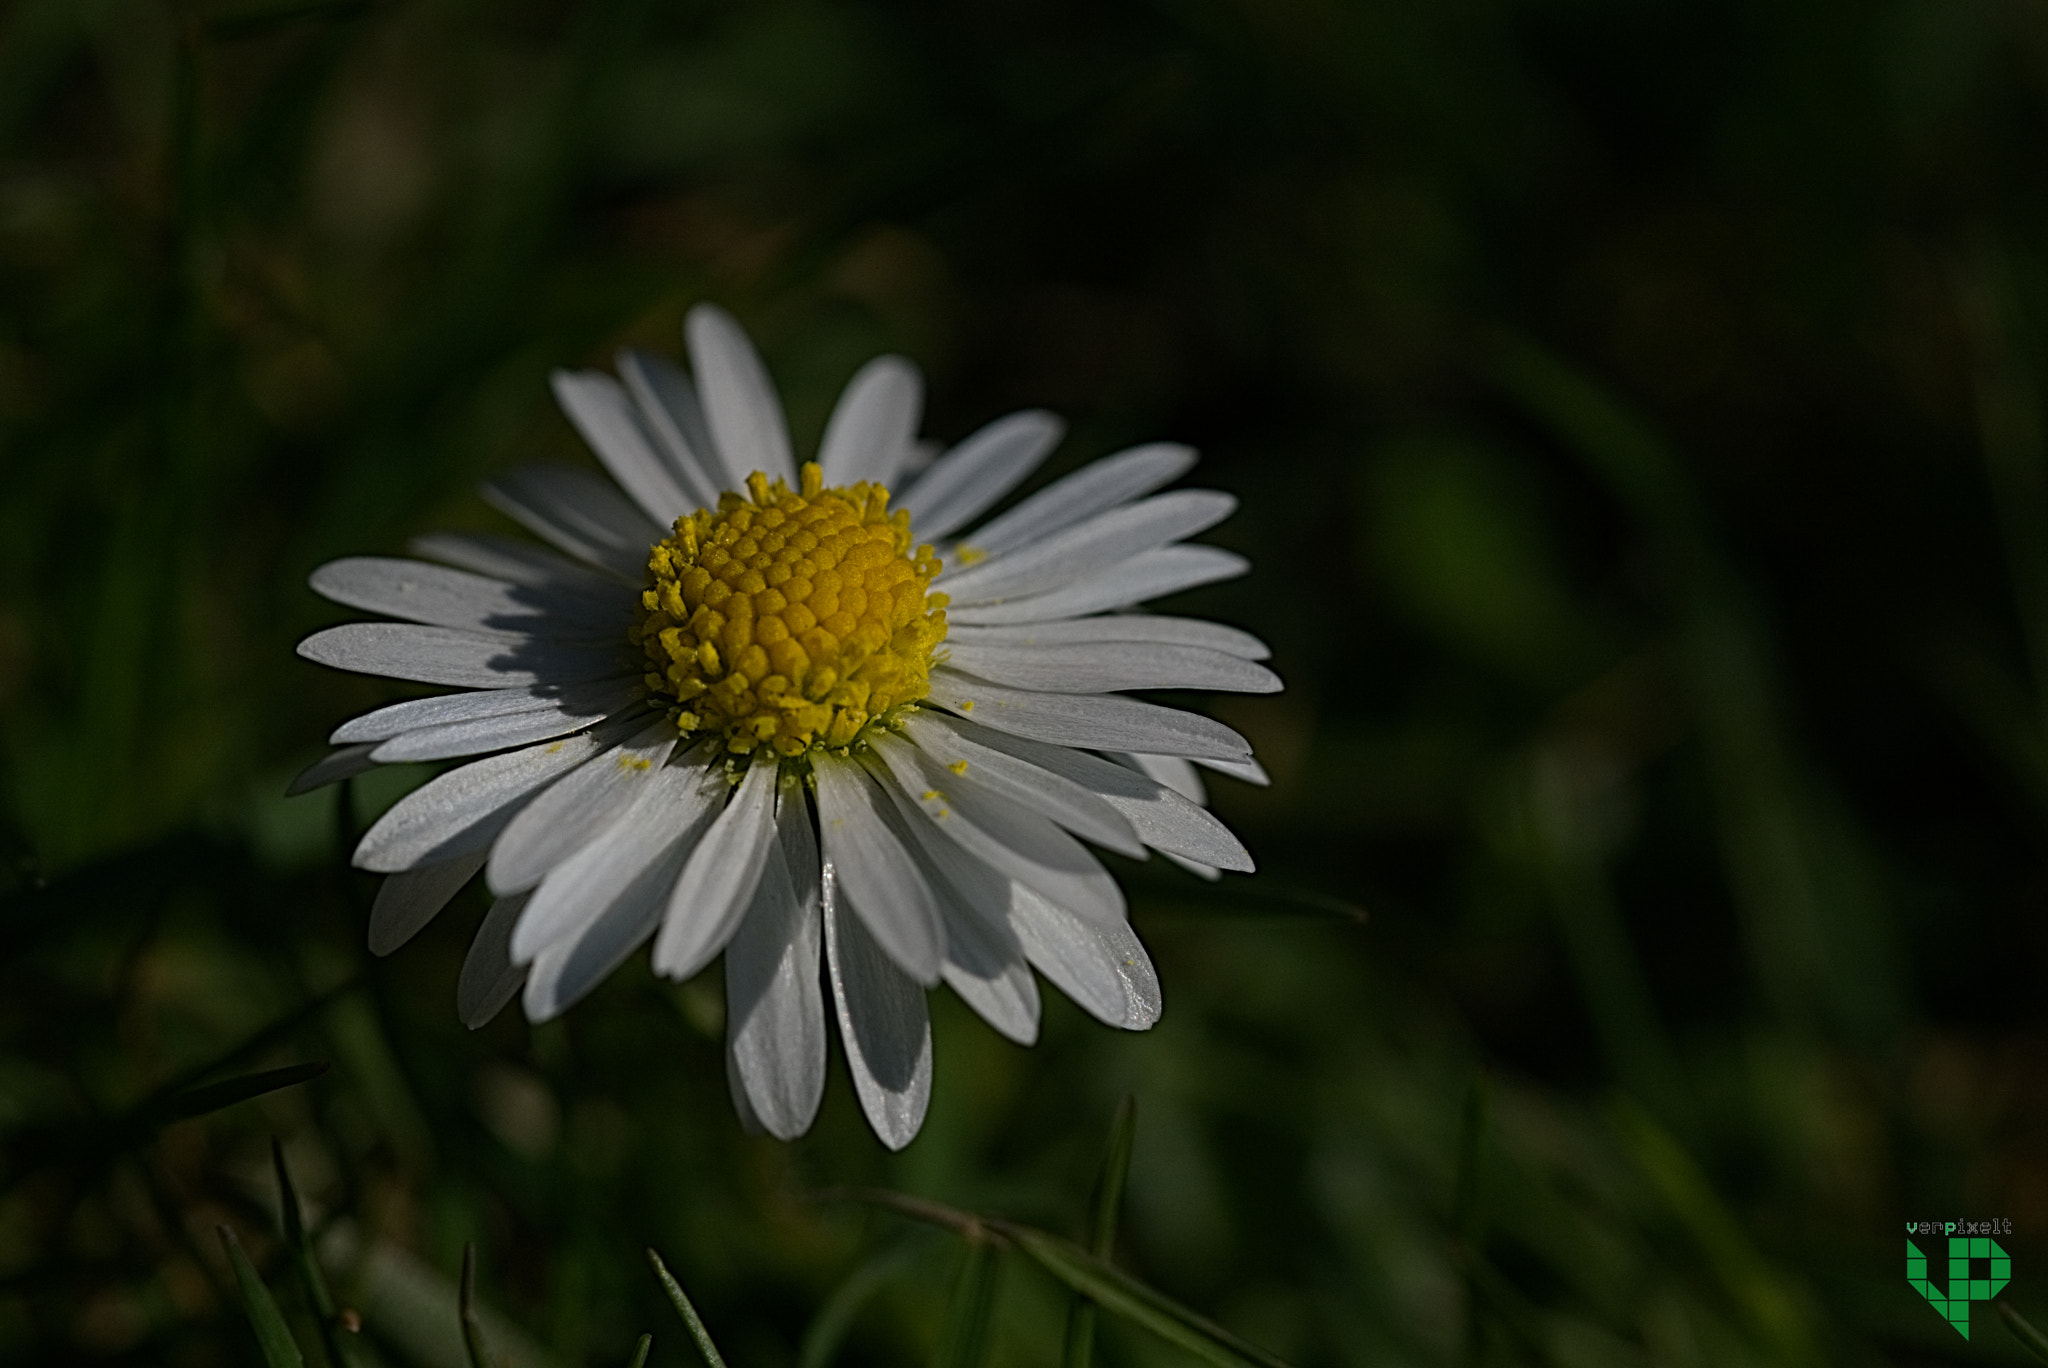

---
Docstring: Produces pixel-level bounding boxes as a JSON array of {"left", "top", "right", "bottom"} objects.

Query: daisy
[{"left": 293, "top": 304, "right": 1279, "bottom": 1149}]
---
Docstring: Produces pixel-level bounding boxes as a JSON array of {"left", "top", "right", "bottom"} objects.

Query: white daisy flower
[{"left": 293, "top": 304, "right": 1279, "bottom": 1149}]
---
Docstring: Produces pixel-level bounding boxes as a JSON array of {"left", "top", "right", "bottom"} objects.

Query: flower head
[{"left": 295, "top": 304, "right": 1279, "bottom": 1148}]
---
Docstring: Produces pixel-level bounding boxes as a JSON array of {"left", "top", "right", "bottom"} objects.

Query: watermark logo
[{"left": 1906, "top": 1223, "right": 2012, "bottom": 1339}]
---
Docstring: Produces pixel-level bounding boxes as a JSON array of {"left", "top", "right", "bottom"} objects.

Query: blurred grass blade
[
  {"left": 814, "top": 1184, "right": 1286, "bottom": 1367},
  {"left": 1008, "top": 1226, "right": 1290, "bottom": 1368},
  {"left": 813, "top": 1187, "right": 983, "bottom": 1236},
  {"left": 317, "top": 1228, "right": 559, "bottom": 1368},
  {"left": 1958, "top": 249, "right": 2048, "bottom": 729},
  {"left": 206, "top": 0, "right": 381, "bottom": 40},
  {"left": 647, "top": 1247, "right": 730, "bottom": 1368},
  {"left": 937, "top": 1236, "right": 1000, "bottom": 1368},
  {"left": 152, "top": 974, "right": 360, "bottom": 1101},
  {"left": 273, "top": 1139, "right": 356, "bottom": 1368},
  {"left": 6, "top": 1056, "right": 337, "bottom": 1193},
  {"left": 1064, "top": 1096, "right": 1138, "bottom": 1368},
  {"left": 158, "top": 1061, "right": 328, "bottom": 1125},
  {"left": 625, "top": 1332, "right": 653, "bottom": 1368},
  {"left": 1088, "top": 1096, "right": 1137, "bottom": 1255},
  {"left": 2000, "top": 1303, "right": 2048, "bottom": 1364},
  {"left": 219, "top": 1224, "right": 306, "bottom": 1367},
  {"left": 799, "top": 1236, "right": 923, "bottom": 1368},
  {"left": 459, "top": 1244, "right": 497, "bottom": 1368},
  {"left": 1610, "top": 1099, "right": 1816, "bottom": 1365},
  {"left": 1453, "top": 1070, "right": 1490, "bottom": 1244},
  {"left": 1486, "top": 330, "right": 1902, "bottom": 1047},
  {"left": 1125, "top": 869, "right": 1366, "bottom": 923}
]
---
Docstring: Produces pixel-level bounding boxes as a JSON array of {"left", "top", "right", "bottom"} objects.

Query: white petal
[
  {"left": 861, "top": 761, "right": 1022, "bottom": 940},
  {"left": 811, "top": 753, "right": 944, "bottom": 983},
  {"left": 510, "top": 756, "right": 722, "bottom": 967},
  {"left": 896, "top": 710, "right": 1142, "bottom": 856},
  {"left": 368, "top": 852, "right": 485, "bottom": 955},
  {"left": 458, "top": 892, "right": 530, "bottom": 1028},
  {"left": 927, "top": 666, "right": 1252, "bottom": 762},
  {"left": 824, "top": 885, "right": 932, "bottom": 1151},
  {"left": 298, "top": 623, "right": 625, "bottom": 689},
  {"left": 353, "top": 720, "right": 638, "bottom": 873},
  {"left": 552, "top": 370, "right": 696, "bottom": 526},
  {"left": 816, "top": 355, "right": 923, "bottom": 490},
  {"left": 487, "top": 720, "right": 683, "bottom": 896},
  {"left": 1194, "top": 753, "right": 1271, "bottom": 786},
  {"left": 410, "top": 531, "right": 632, "bottom": 595},
  {"left": 1009, "top": 884, "right": 1162, "bottom": 1029},
  {"left": 1006, "top": 884, "right": 1121, "bottom": 1025},
  {"left": 941, "top": 638, "right": 1280, "bottom": 695},
  {"left": 898, "top": 410, "right": 1064, "bottom": 542},
  {"left": 726, "top": 1057, "right": 766, "bottom": 1136},
  {"left": 310, "top": 556, "right": 623, "bottom": 639},
  {"left": 938, "top": 719, "right": 1254, "bottom": 871},
  {"left": 863, "top": 733, "right": 1125, "bottom": 926},
  {"left": 334, "top": 683, "right": 606, "bottom": 744},
  {"left": 653, "top": 754, "right": 781, "bottom": 978},
  {"left": 1164, "top": 853, "right": 1222, "bottom": 881},
  {"left": 938, "top": 490, "right": 1236, "bottom": 606},
  {"left": 1120, "top": 752, "right": 1205, "bottom": 804},
  {"left": 287, "top": 743, "right": 378, "bottom": 796},
  {"left": 1100, "top": 910, "right": 1162, "bottom": 1027},
  {"left": 725, "top": 773, "right": 827, "bottom": 1139},
  {"left": 482, "top": 464, "right": 659, "bottom": 579},
  {"left": 946, "top": 545, "right": 1248, "bottom": 625},
  {"left": 955, "top": 442, "right": 1196, "bottom": 559},
  {"left": 864, "top": 772, "right": 1040, "bottom": 1046},
  {"left": 617, "top": 348, "right": 725, "bottom": 508},
  {"left": 946, "top": 613, "right": 1268, "bottom": 660},
  {"left": 685, "top": 304, "right": 795, "bottom": 488},
  {"left": 941, "top": 938, "right": 1039, "bottom": 1045},
  {"left": 370, "top": 681, "right": 643, "bottom": 762},
  {"left": 518, "top": 796, "right": 699, "bottom": 1023}
]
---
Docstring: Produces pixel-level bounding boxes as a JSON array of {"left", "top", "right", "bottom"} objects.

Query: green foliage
[
  {"left": 648, "top": 1247, "right": 731, "bottom": 1368},
  {"left": 220, "top": 1224, "right": 307, "bottom": 1368},
  {"left": 2002, "top": 1302, "right": 2048, "bottom": 1364},
  {"left": 1063, "top": 1094, "right": 1136, "bottom": 1368},
  {"left": 4, "top": 0, "right": 2048, "bottom": 1364},
  {"left": 821, "top": 1184, "right": 1292, "bottom": 1368}
]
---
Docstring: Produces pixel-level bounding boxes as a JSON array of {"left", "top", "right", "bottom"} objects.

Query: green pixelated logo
[{"left": 1907, "top": 1236, "right": 2010, "bottom": 1338}]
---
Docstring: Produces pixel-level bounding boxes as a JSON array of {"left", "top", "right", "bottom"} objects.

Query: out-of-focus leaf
[
  {"left": 220, "top": 1224, "right": 307, "bottom": 1368},
  {"left": 647, "top": 1247, "right": 730, "bottom": 1368}
]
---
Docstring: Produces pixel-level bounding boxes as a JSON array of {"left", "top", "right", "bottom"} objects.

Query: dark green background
[{"left": 2, "top": 0, "right": 2043, "bottom": 1363}]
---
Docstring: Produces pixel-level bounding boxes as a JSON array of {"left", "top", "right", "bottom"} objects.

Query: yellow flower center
[{"left": 630, "top": 461, "right": 948, "bottom": 756}]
